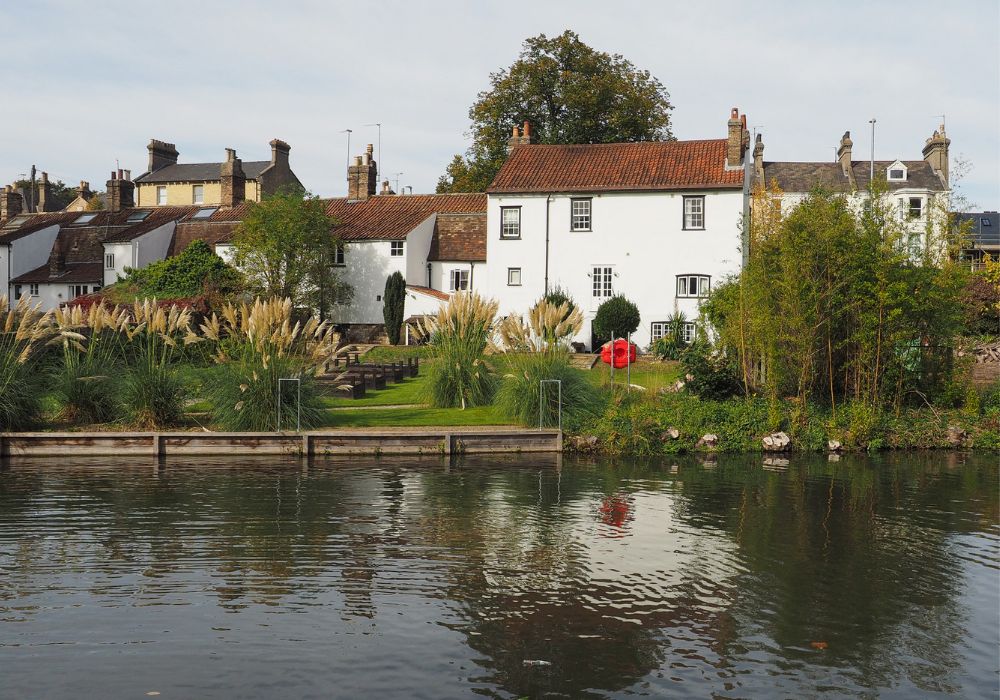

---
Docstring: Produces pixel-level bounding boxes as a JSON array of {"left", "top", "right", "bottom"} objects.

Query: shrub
[
  {"left": 0, "top": 296, "right": 52, "bottom": 430},
  {"left": 49, "top": 304, "right": 128, "bottom": 424},
  {"left": 495, "top": 350, "right": 603, "bottom": 430},
  {"left": 592, "top": 295, "right": 640, "bottom": 345},
  {"left": 496, "top": 298, "right": 584, "bottom": 351},
  {"left": 201, "top": 297, "right": 338, "bottom": 431},
  {"left": 650, "top": 312, "right": 689, "bottom": 359},
  {"left": 119, "top": 300, "right": 200, "bottom": 428},
  {"left": 383, "top": 272, "right": 406, "bottom": 345},
  {"left": 420, "top": 292, "right": 498, "bottom": 409},
  {"left": 680, "top": 342, "right": 743, "bottom": 400},
  {"left": 113, "top": 240, "right": 241, "bottom": 300}
]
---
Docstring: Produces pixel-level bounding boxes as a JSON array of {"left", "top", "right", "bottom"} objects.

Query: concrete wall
[{"left": 484, "top": 190, "right": 744, "bottom": 349}]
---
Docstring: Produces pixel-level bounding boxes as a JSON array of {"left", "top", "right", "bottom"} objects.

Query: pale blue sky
[{"left": 1, "top": 0, "right": 997, "bottom": 209}]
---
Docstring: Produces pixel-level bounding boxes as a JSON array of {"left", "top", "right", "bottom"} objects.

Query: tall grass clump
[
  {"left": 120, "top": 299, "right": 200, "bottom": 428},
  {"left": 203, "top": 297, "right": 337, "bottom": 431},
  {"left": 48, "top": 304, "right": 128, "bottom": 424},
  {"left": 0, "top": 296, "right": 53, "bottom": 430},
  {"left": 420, "top": 292, "right": 498, "bottom": 409},
  {"left": 493, "top": 298, "right": 602, "bottom": 429}
]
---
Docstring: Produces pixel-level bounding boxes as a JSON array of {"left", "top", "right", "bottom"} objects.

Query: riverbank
[{"left": 565, "top": 391, "right": 1000, "bottom": 455}]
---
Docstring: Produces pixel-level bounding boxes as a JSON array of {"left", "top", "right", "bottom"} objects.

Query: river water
[{"left": 0, "top": 452, "right": 997, "bottom": 699}]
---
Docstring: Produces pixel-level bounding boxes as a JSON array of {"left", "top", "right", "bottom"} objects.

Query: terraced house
[{"left": 134, "top": 138, "right": 302, "bottom": 207}]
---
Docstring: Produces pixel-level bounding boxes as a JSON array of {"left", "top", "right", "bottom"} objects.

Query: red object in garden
[{"left": 600, "top": 339, "right": 637, "bottom": 369}]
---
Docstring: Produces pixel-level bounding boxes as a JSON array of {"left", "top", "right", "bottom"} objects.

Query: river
[{"left": 1, "top": 452, "right": 997, "bottom": 699}]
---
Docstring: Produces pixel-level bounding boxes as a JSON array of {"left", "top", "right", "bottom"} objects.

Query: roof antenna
[
  {"left": 932, "top": 114, "right": 946, "bottom": 131},
  {"left": 390, "top": 172, "right": 403, "bottom": 194}
]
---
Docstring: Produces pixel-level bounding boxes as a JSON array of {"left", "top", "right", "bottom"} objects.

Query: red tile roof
[
  {"left": 406, "top": 285, "right": 450, "bottom": 301},
  {"left": 427, "top": 213, "right": 486, "bottom": 262},
  {"left": 325, "top": 194, "right": 486, "bottom": 241},
  {"left": 488, "top": 140, "right": 744, "bottom": 193}
]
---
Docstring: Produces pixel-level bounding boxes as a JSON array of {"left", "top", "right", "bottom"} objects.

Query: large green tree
[
  {"left": 436, "top": 30, "right": 673, "bottom": 193},
  {"left": 231, "top": 189, "right": 351, "bottom": 319}
]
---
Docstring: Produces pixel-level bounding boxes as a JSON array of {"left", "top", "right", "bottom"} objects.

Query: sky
[{"left": 1, "top": 0, "right": 998, "bottom": 209}]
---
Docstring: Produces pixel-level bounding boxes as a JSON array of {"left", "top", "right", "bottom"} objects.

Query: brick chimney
[
  {"left": 380, "top": 179, "right": 395, "bottom": 195},
  {"left": 923, "top": 124, "right": 950, "bottom": 185},
  {"left": 147, "top": 139, "right": 179, "bottom": 173},
  {"left": 753, "top": 133, "right": 765, "bottom": 183},
  {"left": 347, "top": 144, "right": 377, "bottom": 200},
  {"left": 220, "top": 148, "right": 246, "bottom": 208},
  {"left": 49, "top": 234, "right": 66, "bottom": 277},
  {"left": 106, "top": 170, "right": 135, "bottom": 213},
  {"left": 507, "top": 121, "right": 533, "bottom": 153},
  {"left": 726, "top": 108, "right": 748, "bottom": 169},
  {"left": 0, "top": 185, "right": 23, "bottom": 220},
  {"left": 836, "top": 131, "right": 853, "bottom": 176},
  {"left": 37, "top": 172, "right": 53, "bottom": 212},
  {"left": 270, "top": 138, "right": 291, "bottom": 168}
]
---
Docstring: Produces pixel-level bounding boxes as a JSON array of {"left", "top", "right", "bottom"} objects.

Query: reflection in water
[{"left": 0, "top": 452, "right": 996, "bottom": 699}]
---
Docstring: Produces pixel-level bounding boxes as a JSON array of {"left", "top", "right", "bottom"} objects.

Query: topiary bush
[{"left": 592, "top": 295, "right": 640, "bottom": 345}]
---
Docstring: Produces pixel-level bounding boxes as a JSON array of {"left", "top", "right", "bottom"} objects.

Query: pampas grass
[
  {"left": 0, "top": 295, "right": 52, "bottom": 429},
  {"left": 420, "top": 292, "right": 498, "bottom": 409}
]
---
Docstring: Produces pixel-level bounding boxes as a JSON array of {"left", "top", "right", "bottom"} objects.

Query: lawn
[
  {"left": 585, "top": 359, "right": 681, "bottom": 393},
  {"left": 322, "top": 372, "right": 430, "bottom": 408},
  {"left": 325, "top": 405, "right": 511, "bottom": 427}
]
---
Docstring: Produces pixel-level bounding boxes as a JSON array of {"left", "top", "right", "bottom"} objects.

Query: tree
[
  {"left": 592, "top": 295, "right": 641, "bottom": 345},
  {"left": 437, "top": 30, "right": 673, "bottom": 193},
  {"left": 383, "top": 272, "right": 406, "bottom": 345},
  {"left": 230, "top": 189, "right": 350, "bottom": 319}
]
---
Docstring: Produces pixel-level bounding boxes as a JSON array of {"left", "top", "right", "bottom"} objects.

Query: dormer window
[{"left": 886, "top": 160, "right": 907, "bottom": 182}]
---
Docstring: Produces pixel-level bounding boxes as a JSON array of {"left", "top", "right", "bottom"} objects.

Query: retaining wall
[{"left": 0, "top": 428, "right": 562, "bottom": 458}]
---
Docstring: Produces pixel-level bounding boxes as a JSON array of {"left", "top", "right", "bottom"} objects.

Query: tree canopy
[
  {"left": 437, "top": 30, "right": 673, "bottom": 193},
  {"left": 230, "top": 189, "right": 351, "bottom": 319},
  {"left": 112, "top": 239, "right": 241, "bottom": 301}
]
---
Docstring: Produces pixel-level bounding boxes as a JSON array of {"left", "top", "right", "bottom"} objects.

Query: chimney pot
[{"left": 522, "top": 121, "right": 531, "bottom": 137}]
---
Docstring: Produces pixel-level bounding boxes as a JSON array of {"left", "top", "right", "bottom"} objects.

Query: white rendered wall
[
  {"left": 404, "top": 215, "right": 435, "bottom": 285},
  {"left": 3, "top": 225, "right": 61, "bottom": 308},
  {"left": 133, "top": 221, "right": 177, "bottom": 269},
  {"left": 339, "top": 240, "right": 407, "bottom": 324},
  {"left": 429, "top": 261, "right": 486, "bottom": 294},
  {"left": 103, "top": 242, "right": 133, "bottom": 287},
  {"left": 484, "top": 191, "right": 744, "bottom": 349}
]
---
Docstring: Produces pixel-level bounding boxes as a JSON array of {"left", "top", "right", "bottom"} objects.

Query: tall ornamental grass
[
  {"left": 120, "top": 300, "right": 200, "bottom": 428},
  {"left": 493, "top": 298, "right": 601, "bottom": 429},
  {"left": 0, "top": 296, "right": 52, "bottom": 430},
  {"left": 48, "top": 304, "right": 128, "bottom": 424},
  {"left": 420, "top": 292, "right": 498, "bottom": 409},
  {"left": 202, "top": 297, "right": 337, "bottom": 431}
]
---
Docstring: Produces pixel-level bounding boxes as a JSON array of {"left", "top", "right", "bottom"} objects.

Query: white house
[
  {"left": 751, "top": 125, "right": 951, "bottom": 257},
  {"left": 484, "top": 110, "right": 751, "bottom": 350}
]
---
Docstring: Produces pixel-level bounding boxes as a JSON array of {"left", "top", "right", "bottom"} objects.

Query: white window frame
[
  {"left": 908, "top": 197, "right": 922, "bottom": 220},
  {"left": 887, "top": 164, "right": 907, "bottom": 181},
  {"left": 676, "top": 275, "right": 710, "bottom": 298},
  {"left": 571, "top": 198, "right": 592, "bottom": 231},
  {"left": 450, "top": 269, "right": 470, "bottom": 292},
  {"left": 500, "top": 207, "right": 521, "bottom": 239},
  {"left": 192, "top": 184, "right": 204, "bottom": 205},
  {"left": 156, "top": 186, "right": 167, "bottom": 206},
  {"left": 29, "top": 283, "right": 39, "bottom": 297},
  {"left": 683, "top": 196, "right": 705, "bottom": 230},
  {"left": 507, "top": 267, "right": 521, "bottom": 286},
  {"left": 332, "top": 244, "right": 345, "bottom": 267},
  {"left": 592, "top": 265, "right": 613, "bottom": 299},
  {"left": 680, "top": 322, "right": 696, "bottom": 344},
  {"left": 650, "top": 322, "right": 669, "bottom": 342},
  {"left": 390, "top": 241, "right": 404, "bottom": 257},
  {"left": 105, "top": 253, "right": 115, "bottom": 269}
]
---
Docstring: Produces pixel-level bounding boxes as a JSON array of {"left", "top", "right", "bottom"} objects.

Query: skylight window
[
  {"left": 191, "top": 207, "right": 217, "bottom": 220},
  {"left": 126, "top": 210, "right": 151, "bottom": 223},
  {"left": 6, "top": 215, "right": 30, "bottom": 226},
  {"left": 75, "top": 213, "right": 98, "bottom": 224},
  {"left": 982, "top": 217, "right": 993, "bottom": 227}
]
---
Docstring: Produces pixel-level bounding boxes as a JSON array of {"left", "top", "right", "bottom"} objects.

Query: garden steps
[{"left": 570, "top": 354, "right": 600, "bottom": 370}]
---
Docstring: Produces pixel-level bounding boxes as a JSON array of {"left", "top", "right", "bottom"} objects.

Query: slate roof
[
  {"left": 427, "top": 213, "right": 486, "bottom": 262},
  {"left": 134, "top": 161, "right": 271, "bottom": 184},
  {"left": 488, "top": 140, "right": 744, "bottom": 194},
  {"left": 325, "top": 194, "right": 487, "bottom": 241},
  {"left": 759, "top": 160, "right": 946, "bottom": 193},
  {"left": 12, "top": 262, "right": 103, "bottom": 284},
  {"left": 102, "top": 207, "right": 196, "bottom": 242},
  {"left": 955, "top": 211, "right": 1000, "bottom": 248}
]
